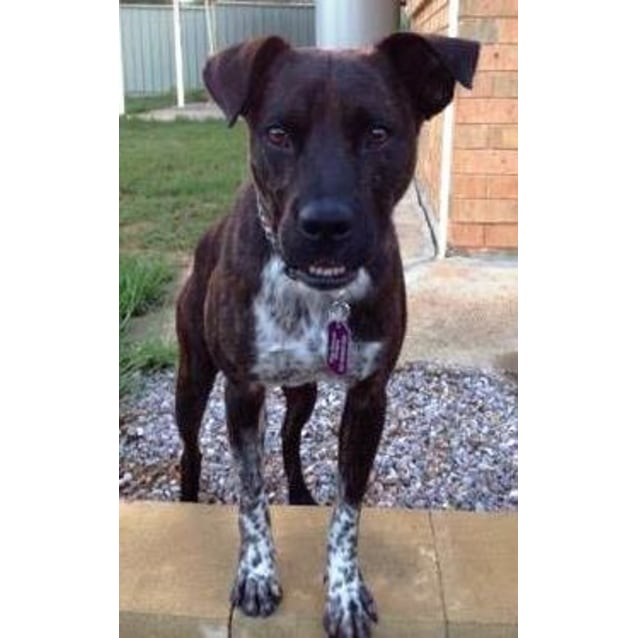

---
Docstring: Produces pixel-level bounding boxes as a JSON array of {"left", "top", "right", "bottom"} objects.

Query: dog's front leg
[
  {"left": 323, "top": 374, "right": 386, "bottom": 638},
  {"left": 225, "top": 380, "right": 282, "bottom": 617}
]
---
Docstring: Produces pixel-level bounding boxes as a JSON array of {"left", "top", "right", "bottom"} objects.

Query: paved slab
[
  {"left": 120, "top": 502, "right": 517, "bottom": 637},
  {"left": 120, "top": 503, "right": 446, "bottom": 637},
  {"left": 119, "top": 501, "right": 237, "bottom": 622},
  {"left": 431, "top": 511, "right": 518, "bottom": 637}
]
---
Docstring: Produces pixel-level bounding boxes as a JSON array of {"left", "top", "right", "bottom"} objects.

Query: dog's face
[{"left": 204, "top": 34, "right": 479, "bottom": 290}]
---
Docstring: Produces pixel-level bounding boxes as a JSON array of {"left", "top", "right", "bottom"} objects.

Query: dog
[{"left": 175, "top": 32, "right": 479, "bottom": 637}]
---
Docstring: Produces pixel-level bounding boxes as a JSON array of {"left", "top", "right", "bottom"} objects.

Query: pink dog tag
[
  {"left": 327, "top": 320, "right": 350, "bottom": 375},
  {"left": 326, "top": 299, "right": 351, "bottom": 375}
]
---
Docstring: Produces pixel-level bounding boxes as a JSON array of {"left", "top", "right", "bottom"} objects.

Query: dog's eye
[
  {"left": 266, "top": 126, "right": 292, "bottom": 149},
  {"left": 366, "top": 126, "right": 390, "bottom": 148}
]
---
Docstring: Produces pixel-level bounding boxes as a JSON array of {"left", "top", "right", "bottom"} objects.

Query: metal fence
[{"left": 120, "top": 2, "right": 315, "bottom": 96}]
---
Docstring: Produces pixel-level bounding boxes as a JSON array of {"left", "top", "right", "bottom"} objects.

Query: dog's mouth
[{"left": 285, "top": 262, "right": 358, "bottom": 290}]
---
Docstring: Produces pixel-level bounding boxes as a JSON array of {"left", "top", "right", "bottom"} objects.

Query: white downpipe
[
  {"left": 204, "top": 0, "right": 215, "bottom": 54},
  {"left": 437, "top": 0, "right": 460, "bottom": 259},
  {"left": 172, "top": 0, "right": 185, "bottom": 108},
  {"left": 316, "top": 0, "right": 400, "bottom": 49},
  {"left": 118, "top": 14, "right": 125, "bottom": 115}
]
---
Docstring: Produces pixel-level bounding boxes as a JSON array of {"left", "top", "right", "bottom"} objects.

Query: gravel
[{"left": 119, "top": 361, "right": 517, "bottom": 511}]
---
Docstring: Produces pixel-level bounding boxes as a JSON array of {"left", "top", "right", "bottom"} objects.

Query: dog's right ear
[
  {"left": 202, "top": 36, "right": 290, "bottom": 126},
  {"left": 376, "top": 32, "right": 480, "bottom": 123}
]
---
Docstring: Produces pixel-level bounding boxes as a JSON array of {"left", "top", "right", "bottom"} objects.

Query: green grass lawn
[
  {"left": 119, "top": 254, "right": 175, "bottom": 333},
  {"left": 119, "top": 116, "right": 248, "bottom": 395},
  {"left": 120, "top": 117, "right": 248, "bottom": 258}
]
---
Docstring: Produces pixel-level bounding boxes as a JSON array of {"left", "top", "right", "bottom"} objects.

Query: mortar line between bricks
[{"left": 428, "top": 511, "right": 450, "bottom": 638}]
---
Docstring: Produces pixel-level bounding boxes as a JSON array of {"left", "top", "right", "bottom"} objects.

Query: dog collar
[
  {"left": 256, "top": 193, "right": 280, "bottom": 253},
  {"left": 256, "top": 193, "right": 305, "bottom": 283}
]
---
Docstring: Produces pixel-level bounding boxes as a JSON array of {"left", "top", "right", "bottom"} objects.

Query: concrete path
[
  {"left": 394, "top": 183, "right": 517, "bottom": 372},
  {"left": 135, "top": 101, "right": 226, "bottom": 122},
  {"left": 120, "top": 502, "right": 517, "bottom": 637}
]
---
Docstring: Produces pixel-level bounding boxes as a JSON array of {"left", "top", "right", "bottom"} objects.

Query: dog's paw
[
  {"left": 322, "top": 572, "right": 378, "bottom": 638},
  {"left": 230, "top": 569, "right": 282, "bottom": 617}
]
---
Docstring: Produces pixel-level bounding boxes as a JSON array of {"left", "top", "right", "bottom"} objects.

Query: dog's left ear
[
  {"left": 202, "top": 36, "right": 291, "bottom": 126},
  {"left": 376, "top": 32, "right": 480, "bottom": 122}
]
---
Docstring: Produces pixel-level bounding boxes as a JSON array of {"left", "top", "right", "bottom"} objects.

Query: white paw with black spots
[
  {"left": 323, "top": 572, "right": 378, "bottom": 638},
  {"left": 230, "top": 565, "right": 282, "bottom": 617}
]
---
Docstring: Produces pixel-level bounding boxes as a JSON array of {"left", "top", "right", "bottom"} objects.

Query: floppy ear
[
  {"left": 376, "top": 32, "right": 480, "bottom": 122},
  {"left": 202, "top": 36, "right": 290, "bottom": 126}
]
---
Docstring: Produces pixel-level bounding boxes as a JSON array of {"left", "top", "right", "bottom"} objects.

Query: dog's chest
[{"left": 251, "top": 257, "right": 383, "bottom": 387}]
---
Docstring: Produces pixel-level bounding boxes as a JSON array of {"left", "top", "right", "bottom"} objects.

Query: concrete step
[{"left": 120, "top": 502, "right": 517, "bottom": 637}]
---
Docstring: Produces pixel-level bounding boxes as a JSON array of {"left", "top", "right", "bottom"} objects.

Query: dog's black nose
[{"left": 297, "top": 199, "right": 353, "bottom": 241}]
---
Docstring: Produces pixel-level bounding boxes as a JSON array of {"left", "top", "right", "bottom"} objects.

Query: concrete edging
[{"left": 120, "top": 502, "right": 517, "bottom": 637}]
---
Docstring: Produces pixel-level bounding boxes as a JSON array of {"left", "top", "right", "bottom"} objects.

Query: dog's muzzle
[{"left": 257, "top": 195, "right": 358, "bottom": 290}]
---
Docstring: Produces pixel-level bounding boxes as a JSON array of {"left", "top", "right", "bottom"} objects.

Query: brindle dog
[{"left": 175, "top": 32, "right": 479, "bottom": 637}]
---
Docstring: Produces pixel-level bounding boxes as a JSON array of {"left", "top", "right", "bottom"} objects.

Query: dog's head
[{"left": 203, "top": 33, "right": 479, "bottom": 290}]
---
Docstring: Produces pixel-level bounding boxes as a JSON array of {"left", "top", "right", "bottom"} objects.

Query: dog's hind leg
[
  {"left": 174, "top": 285, "right": 217, "bottom": 502},
  {"left": 226, "top": 380, "right": 282, "bottom": 617},
  {"left": 175, "top": 348, "right": 216, "bottom": 502},
  {"left": 282, "top": 383, "right": 318, "bottom": 505}
]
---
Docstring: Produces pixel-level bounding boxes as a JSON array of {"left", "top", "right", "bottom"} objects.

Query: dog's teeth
[{"left": 308, "top": 265, "right": 346, "bottom": 278}]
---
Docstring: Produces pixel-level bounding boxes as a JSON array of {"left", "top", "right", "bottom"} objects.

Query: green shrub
[
  {"left": 119, "top": 255, "right": 174, "bottom": 333},
  {"left": 119, "top": 254, "right": 176, "bottom": 397}
]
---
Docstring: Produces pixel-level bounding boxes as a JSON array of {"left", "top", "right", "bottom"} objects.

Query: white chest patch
[{"left": 252, "top": 256, "right": 384, "bottom": 387}]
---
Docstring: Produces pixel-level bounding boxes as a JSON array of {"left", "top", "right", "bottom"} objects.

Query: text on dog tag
[{"left": 327, "top": 320, "right": 350, "bottom": 375}]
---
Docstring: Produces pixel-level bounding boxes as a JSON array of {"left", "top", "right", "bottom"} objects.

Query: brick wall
[
  {"left": 405, "top": 0, "right": 518, "bottom": 252},
  {"left": 406, "top": 0, "right": 449, "bottom": 221}
]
